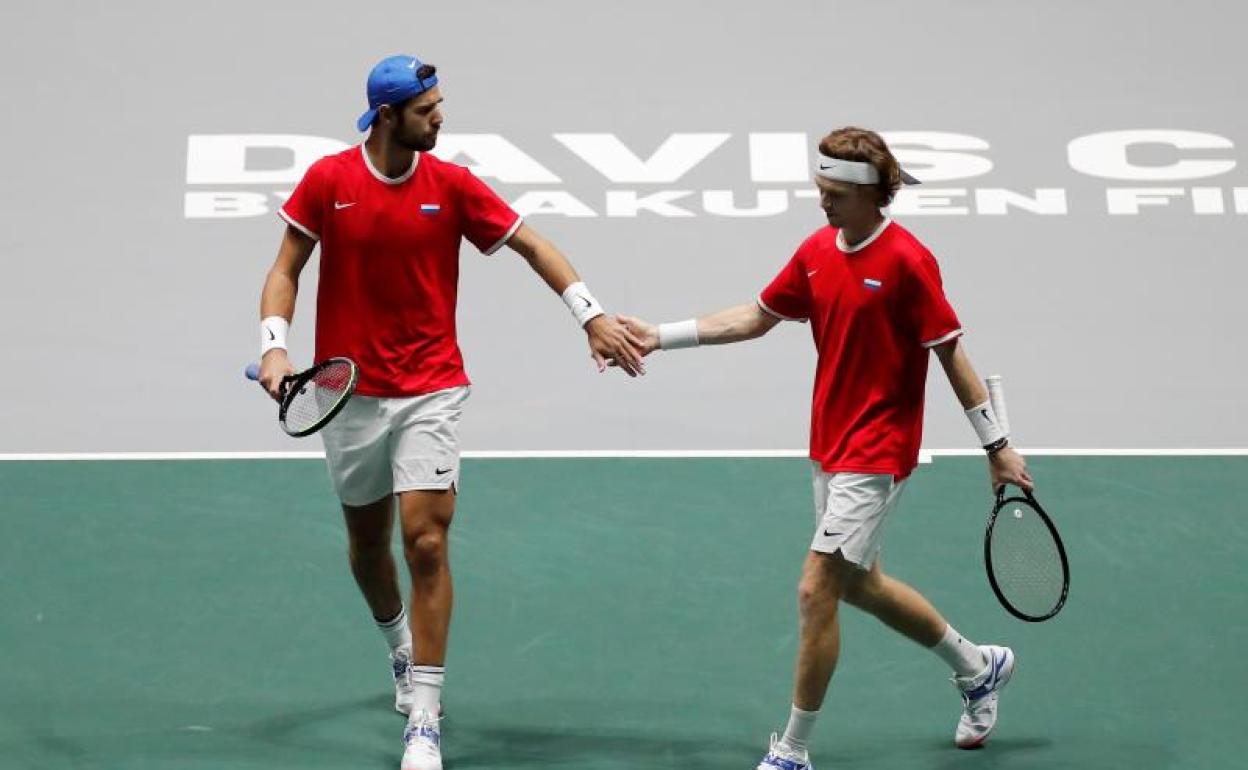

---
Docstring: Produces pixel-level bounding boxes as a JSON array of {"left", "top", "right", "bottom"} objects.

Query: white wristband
[
  {"left": 561, "top": 282, "right": 605, "bottom": 327},
  {"left": 965, "top": 400, "right": 1007, "bottom": 448},
  {"left": 658, "top": 319, "right": 700, "bottom": 350},
  {"left": 260, "top": 316, "right": 289, "bottom": 356}
]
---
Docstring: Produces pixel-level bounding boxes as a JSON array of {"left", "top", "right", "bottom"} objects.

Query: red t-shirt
[
  {"left": 758, "top": 218, "right": 962, "bottom": 479},
  {"left": 279, "top": 146, "right": 521, "bottom": 397}
]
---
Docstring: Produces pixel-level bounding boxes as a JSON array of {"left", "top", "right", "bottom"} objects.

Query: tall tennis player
[
  {"left": 255, "top": 54, "right": 645, "bottom": 770},
  {"left": 616, "top": 127, "right": 1034, "bottom": 768}
]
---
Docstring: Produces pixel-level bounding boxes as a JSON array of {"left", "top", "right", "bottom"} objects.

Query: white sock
[
  {"left": 780, "top": 705, "right": 818, "bottom": 751},
  {"left": 409, "top": 665, "right": 444, "bottom": 716},
  {"left": 375, "top": 606, "right": 411, "bottom": 652},
  {"left": 931, "top": 624, "right": 987, "bottom": 678}
]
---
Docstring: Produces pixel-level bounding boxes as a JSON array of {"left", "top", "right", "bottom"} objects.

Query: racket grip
[
  {"left": 244, "top": 362, "right": 261, "bottom": 381},
  {"left": 986, "top": 375, "right": 1011, "bottom": 438}
]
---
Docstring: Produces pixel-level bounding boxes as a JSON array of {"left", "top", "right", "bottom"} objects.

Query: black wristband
[{"left": 984, "top": 437, "right": 1010, "bottom": 454}]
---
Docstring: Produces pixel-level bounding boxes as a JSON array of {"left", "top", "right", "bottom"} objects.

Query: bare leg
[
  {"left": 792, "top": 550, "right": 859, "bottom": 711},
  {"left": 398, "top": 488, "right": 456, "bottom": 665},
  {"left": 342, "top": 495, "right": 403, "bottom": 620},
  {"left": 841, "top": 558, "right": 947, "bottom": 647}
]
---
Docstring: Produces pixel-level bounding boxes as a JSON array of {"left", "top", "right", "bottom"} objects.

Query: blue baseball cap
[{"left": 356, "top": 55, "right": 439, "bottom": 132}]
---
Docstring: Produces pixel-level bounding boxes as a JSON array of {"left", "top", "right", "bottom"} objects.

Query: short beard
[{"left": 392, "top": 113, "right": 435, "bottom": 152}]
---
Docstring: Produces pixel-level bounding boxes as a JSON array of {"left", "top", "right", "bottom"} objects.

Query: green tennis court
[{"left": 2, "top": 456, "right": 1244, "bottom": 769}]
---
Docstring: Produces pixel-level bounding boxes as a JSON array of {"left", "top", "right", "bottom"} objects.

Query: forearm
[
  {"left": 260, "top": 268, "right": 299, "bottom": 321},
  {"left": 695, "top": 303, "right": 776, "bottom": 345},
  {"left": 258, "top": 227, "right": 314, "bottom": 359},
  {"left": 935, "top": 339, "right": 988, "bottom": 409},
  {"left": 515, "top": 228, "right": 580, "bottom": 295},
  {"left": 931, "top": 340, "right": 1032, "bottom": 488},
  {"left": 937, "top": 338, "right": 1014, "bottom": 456}
]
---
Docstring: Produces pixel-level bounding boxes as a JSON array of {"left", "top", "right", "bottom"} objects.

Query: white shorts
[
  {"left": 810, "top": 466, "right": 908, "bottom": 570},
  {"left": 320, "top": 386, "right": 470, "bottom": 506}
]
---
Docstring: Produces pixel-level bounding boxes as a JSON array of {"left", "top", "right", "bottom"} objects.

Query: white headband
[{"left": 815, "top": 154, "right": 921, "bottom": 185}]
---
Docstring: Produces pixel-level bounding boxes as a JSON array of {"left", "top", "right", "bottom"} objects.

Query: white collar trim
[
  {"left": 836, "top": 216, "right": 892, "bottom": 253},
  {"left": 361, "top": 144, "right": 419, "bottom": 185}
]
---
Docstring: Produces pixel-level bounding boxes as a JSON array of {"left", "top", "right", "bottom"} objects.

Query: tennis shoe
[
  {"left": 400, "top": 709, "right": 442, "bottom": 770},
  {"left": 952, "top": 644, "right": 1015, "bottom": 749},
  {"left": 756, "top": 733, "right": 813, "bottom": 770}
]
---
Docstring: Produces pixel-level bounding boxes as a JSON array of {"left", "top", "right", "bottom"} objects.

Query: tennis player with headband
[
  {"left": 615, "top": 127, "right": 1035, "bottom": 768},
  {"left": 255, "top": 54, "right": 645, "bottom": 770}
]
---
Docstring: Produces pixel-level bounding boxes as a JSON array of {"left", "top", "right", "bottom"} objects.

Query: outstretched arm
[
  {"left": 933, "top": 338, "right": 1034, "bottom": 491},
  {"left": 617, "top": 302, "right": 781, "bottom": 356},
  {"left": 505, "top": 223, "right": 646, "bottom": 376}
]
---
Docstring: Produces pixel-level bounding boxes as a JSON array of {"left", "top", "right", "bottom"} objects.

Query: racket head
[
  {"left": 984, "top": 486, "right": 1070, "bottom": 622},
  {"left": 277, "top": 357, "right": 359, "bottom": 437}
]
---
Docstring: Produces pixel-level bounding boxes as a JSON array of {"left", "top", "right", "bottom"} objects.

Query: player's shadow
[
  {"left": 923, "top": 735, "right": 1175, "bottom": 770},
  {"left": 927, "top": 735, "right": 1054, "bottom": 767},
  {"left": 447, "top": 723, "right": 757, "bottom": 769}
]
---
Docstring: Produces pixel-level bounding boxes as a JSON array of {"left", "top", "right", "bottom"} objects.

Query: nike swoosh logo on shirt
[
  {"left": 334, "top": 201, "right": 357, "bottom": 210},
  {"left": 807, "top": 269, "right": 820, "bottom": 277}
]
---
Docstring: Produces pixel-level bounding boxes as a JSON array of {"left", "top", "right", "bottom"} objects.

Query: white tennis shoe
[
  {"left": 952, "top": 644, "right": 1015, "bottom": 749},
  {"left": 400, "top": 709, "right": 442, "bottom": 770},
  {"left": 756, "top": 733, "right": 814, "bottom": 770}
]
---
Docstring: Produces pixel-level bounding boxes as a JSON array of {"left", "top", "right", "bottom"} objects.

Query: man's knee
[
  {"left": 798, "top": 551, "right": 852, "bottom": 613},
  {"left": 398, "top": 490, "right": 455, "bottom": 568},
  {"left": 403, "top": 525, "right": 447, "bottom": 570},
  {"left": 796, "top": 574, "right": 824, "bottom": 613}
]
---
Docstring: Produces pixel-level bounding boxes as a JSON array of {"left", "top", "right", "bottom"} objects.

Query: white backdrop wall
[{"left": 1, "top": 1, "right": 1244, "bottom": 452}]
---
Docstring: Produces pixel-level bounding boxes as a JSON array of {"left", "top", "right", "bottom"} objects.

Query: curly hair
[{"left": 818, "top": 127, "right": 902, "bottom": 206}]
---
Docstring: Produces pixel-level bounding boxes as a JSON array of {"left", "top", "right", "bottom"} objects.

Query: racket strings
[
  {"left": 989, "top": 504, "right": 1065, "bottom": 618},
  {"left": 284, "top": 361, "right": 354, "bottom": 433}
]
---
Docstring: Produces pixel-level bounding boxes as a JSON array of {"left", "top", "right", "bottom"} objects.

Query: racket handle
[
  {"left": 244, "top": 362, "right": 261, "bottom": 381},
  {"left": 986, "top": 375, "right": 1011, "bottom": 438}
]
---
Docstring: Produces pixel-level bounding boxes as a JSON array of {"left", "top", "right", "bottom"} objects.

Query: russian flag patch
[
  {"left": 420, "top": 203, "right": 441, "bottom": 216},
  {"left": 863, "top": 278, "right": 882, "bottom": 290}
]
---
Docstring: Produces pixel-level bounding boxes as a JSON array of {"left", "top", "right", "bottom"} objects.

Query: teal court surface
[{"left": 2, "top": 456, "right": 1244, "bottom": 769}]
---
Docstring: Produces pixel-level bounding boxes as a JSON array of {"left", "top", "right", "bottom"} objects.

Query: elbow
[
  {"left": 265, "top": 265, "right": 300, "bottom": 292},
  {"left": 747, "top": 306, "right": 778, "bottom": 340}
]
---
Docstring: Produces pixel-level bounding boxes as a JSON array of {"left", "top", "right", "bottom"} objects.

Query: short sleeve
[
  {"left": 278, "top": 159, "right": 329, "bottom": 241},
  {"left": 758, "top": 246, "right": 812, "bottom": 322},
  {"left": 907, "top": 250, "right": 962, "bottom": 348},
  {"left": 458, "top": 169, "right": 522, "bottom": 255}
]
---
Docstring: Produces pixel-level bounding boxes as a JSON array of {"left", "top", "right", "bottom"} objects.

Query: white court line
[{"left": 0, "top": 448, "right": 1245, "bottom": 461}]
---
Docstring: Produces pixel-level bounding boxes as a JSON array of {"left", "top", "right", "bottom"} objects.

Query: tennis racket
[
  {"left": 245, "top": 357, "right": 359, "bottom": 437},
  {"left": 983, "top": 375, "right": 1070, "bottom": 622}
]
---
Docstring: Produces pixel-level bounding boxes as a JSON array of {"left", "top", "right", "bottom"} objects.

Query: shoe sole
[{"left": 955, "top": 648, "right": 1015, "bottom": 750}]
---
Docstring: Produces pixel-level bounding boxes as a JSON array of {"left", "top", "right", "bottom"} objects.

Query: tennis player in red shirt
[
  {"left": 256, "top": 54, "right": 644, "bottom": 770},
  {"left": 617, "top": 127, "right": 1034, "bottom": 769}
]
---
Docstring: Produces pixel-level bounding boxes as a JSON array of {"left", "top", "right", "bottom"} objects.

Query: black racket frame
[
  {"left": 984, "top": 485, "right": 1070, "bottom": 622},
  {"left": 276, "top": 357, "right": 359, "bottom": 438}
]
